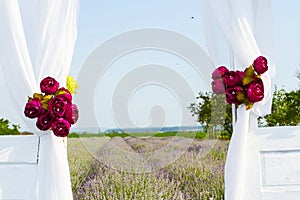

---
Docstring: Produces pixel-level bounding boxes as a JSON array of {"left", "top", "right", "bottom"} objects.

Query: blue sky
[
  {"left": 0, "top": 0, "right": 300, "bottom": 131},
  {"left": 71, "top": 0, "right": 300, "bottom": 89}
]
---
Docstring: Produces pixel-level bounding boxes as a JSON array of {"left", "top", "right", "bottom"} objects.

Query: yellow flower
[{"left": 66, "top": 76, "right": 79, "bottom": 94}]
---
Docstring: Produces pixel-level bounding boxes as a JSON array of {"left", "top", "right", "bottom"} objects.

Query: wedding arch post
[
  {"left": 201, "top": 0, "right": 275, "bottom": 199},
  {"left": 0, "top": 0, "right": 79, "bottom": 199}
]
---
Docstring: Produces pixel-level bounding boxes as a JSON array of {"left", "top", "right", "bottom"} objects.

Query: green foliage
[
  {"left": 194, "top": 131, "right": 207, "bottom": 139},
  {"left": 218, "top": 130, "right": 232, "bottom": 140},
  {"left": 262, "top": 87, "right": 300, "bottom": 126},
  {"left": 0, "top": 118, "right": 20, "bottom": 135},
  {"left": 153, "top": 131, "right": 207, "bottom": 139},
  {"left": 188, "top": 92, "right": 232, "bottom": 138},
  {"left": 153, "top": 131, "right": 177, "bottom": 137},
  {"left": 68, "top": 132, "right": 106, "bottom": 138},
  {"left": 67, "top": 131, "right": 207, "bottom": 140},
  {"left": 260, "top": 70, "right": 300, "bottom": 126},
  {"left": 105, "top": 131, "right": 130, "bottom": 138},
  {"left": 68, "top": 133, "right": 80, "bottom": 138}
]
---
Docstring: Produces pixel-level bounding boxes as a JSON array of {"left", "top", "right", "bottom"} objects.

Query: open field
[{"left": 68, "top": 136, "right": 228, "bottom": 200}]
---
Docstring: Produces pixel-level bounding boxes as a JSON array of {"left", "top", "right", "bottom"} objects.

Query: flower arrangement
[
  {"left": 24, "top": 76, "right": 79, "bottom": 137},
  {"left": 211, "top": 56, "right": 268, "bottom": 110}
]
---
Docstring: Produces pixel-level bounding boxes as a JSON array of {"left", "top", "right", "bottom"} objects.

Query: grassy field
[
  {"left": 68, "top": 135, "right": 228, "bottom": 200},
  {"left": 68, "top": 131, "right": 211, "bottom": 139}
]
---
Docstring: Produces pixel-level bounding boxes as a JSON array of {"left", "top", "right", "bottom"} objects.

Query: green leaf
[
  {"left": 236, "top": 92, "right": 246, "bottom": 102},
  {"left": 242, "top": 76, "right": 254, "bottom": 85},
  {"left": 42, "top": 103, "right": 48, "bottom": 110},
  {"left": 244, "top": 65, "right": 255, "bottom": 77},
  {"left": 33, "top": 93, "right": 43, "bottom": 100},
  {"left": 55, "top": 90, "right": 66, "bottom": 96},
  {"left": 41, "top": 95, "right": 52, "bottom": 104},
  {"left": 27, "top": 96, "right": 33, "bottom": 102}
]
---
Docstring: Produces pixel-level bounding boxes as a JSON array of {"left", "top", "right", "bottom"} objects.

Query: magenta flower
[
  {"left": 56, "top": 87, "right": 72, "bottom": 102},
  {"left": 225, "top": 86, "right": 243, "bottom": 104},
  {"left": 52, "top": 118, "right": 71, "bottom": 137},
  {"left": 223, "top": 71, "right": 240, "bottom": 87},
  {"left": 36, "top": 110, "right": 53, "bottom": 131},
  {"left": 65, "top": 104, "right": 79, "bottom": 124},
  {"left": 235, "top": 70, "right": 245, "bottom": 85},
  {"left": 48, "top": 96, "right": 68, "bottom": 118},
  {"left": 253, "top": 56, "right": 268, "bottom": 74},
  {"left": 212, "top": 79, "right": 225, "bottom": 94},
  {"left": 24, "top": 99, "right": 43, "bottom": 118},
  {"left": 247, "top": 81, "right": 264, "bottom": 103},
  {"left": 40, "top": 77, "right": 59, "bottom": 94},
  {"left": 212, "top": 66, "right": 229, "bottom": 80}
]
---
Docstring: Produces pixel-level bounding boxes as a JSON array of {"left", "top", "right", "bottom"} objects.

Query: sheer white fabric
[
  {"left": 201, "top": 0, "right": 274, "bottom": 199},
  {"left": 0, "top": 0, "right": 79, "bottom": 199}
]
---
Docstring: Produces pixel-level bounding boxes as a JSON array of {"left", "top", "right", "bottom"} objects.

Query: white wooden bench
[
  {"left": 0, "top": 134, "right": 73, "bottom": 200},
  {"left": 0, "top": 135, "right": 39, "bottom": 200},
  {"left": 243, "top": 118, "right": 300, "bottom": 200}
]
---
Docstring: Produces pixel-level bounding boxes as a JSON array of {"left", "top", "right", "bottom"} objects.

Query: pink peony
[
  {"left": 40, "top": 77, "right": 59, "bottom": 94},
  {"left": 212, "top": 66, "right": 229, "bottom": 80},
  {"left": 212, "top": 79, "right": 225, "bottom": 94},
  {"left": 24, "top": 99, "right": 43, "bottom": 118},
  {"left": 36, "top": 110, "right": 53, "bottom": 131},
  {"left": 64, "top": 104, "right": 79, "bottom": 124},
  {"left": 48, "top": 96, "right": 68, "bottom": 118},
  {"left": 225, "top": 86, "right": 243, "bottom": 104},
  {"left": 247, "top": 81, "right": 264, "bottom": 103},
  {"left": 253, "top": 56, "right": 268, "bottom": 74},
  {"left": 52, "top": 118, "right": 71, "bottom": 137},
  {"left": 223, "top": 71, "right": 240, "bottom": 87}
]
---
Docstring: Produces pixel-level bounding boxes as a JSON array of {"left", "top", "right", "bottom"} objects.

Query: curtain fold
[
  {"left": 201, "top": 0, "right": 274, "bottom": 199},
  {"left": 0, "top": 0, "right": 79, "bottom": 199}
]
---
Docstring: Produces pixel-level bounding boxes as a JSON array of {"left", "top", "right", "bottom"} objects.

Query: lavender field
[{"left": 68, "top": 136, "right": 228, "bottom": 200}]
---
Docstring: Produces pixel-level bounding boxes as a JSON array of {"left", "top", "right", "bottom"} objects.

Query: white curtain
[
  {"left": 201, "top": 0, "right": 275, "bottom": 199},
  {"left": 0, "top": 0, "right": 79, "bottom": 199}
]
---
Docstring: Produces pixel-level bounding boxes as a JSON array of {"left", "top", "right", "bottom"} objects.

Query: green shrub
[
  {"left": 105, "top": 131, "right": 130, "bottom": 138},
  {"left": 68, "top": 133, "right": 80, "bottom": 138},
  {"left": 0, "top": 118, "right": 20, "bottom": 135},
  {"left": 194, "top": 131, "right": 206, "bottom": 139},
  {"left": 153, "top": 131, "right": 177, "bottom": 137}
]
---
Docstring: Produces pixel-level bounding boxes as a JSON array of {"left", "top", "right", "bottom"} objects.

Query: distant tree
[
  {"left": 262, "top": 69, "right": 300, "bottom": 126},
  {"left": 188, "top": 92, "right": 232, "bottom": 138},
  {"left": 262, "top": 88, "right": 300, "bottom": 126},
  {"left": 0, "top": 118, "right": 20, "bottom": 135}
]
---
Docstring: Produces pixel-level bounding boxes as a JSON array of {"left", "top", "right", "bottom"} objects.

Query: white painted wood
[
  {"left": 0, "top": 135, "right": 39, "bottom": 163},
  {"left": 243, "top": 119, "right": 300, "bottom": 200},
  {"left": 0, "top": 135, "right": 39, "bottom": 200}
]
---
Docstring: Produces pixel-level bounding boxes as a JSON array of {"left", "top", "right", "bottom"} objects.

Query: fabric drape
[
  {"left": 201, "top": 0, "right": 275, "bottom": 199},
  {"left": 0, "top": 0, "right": 79, "bottom": 199}
]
